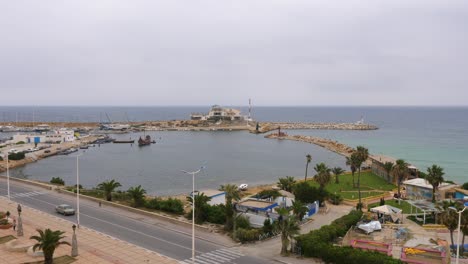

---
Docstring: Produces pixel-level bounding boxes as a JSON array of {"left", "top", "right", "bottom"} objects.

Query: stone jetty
[
  {"left": 265, "top": 133, "right": 356, "bottom": 157},
  {"left": 252, "top": 122, "right": 378, "bottom": 134}
]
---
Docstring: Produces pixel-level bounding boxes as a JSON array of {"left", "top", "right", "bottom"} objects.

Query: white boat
[{"left": 238, "top": 183, "right": 248, "bottom": 191}]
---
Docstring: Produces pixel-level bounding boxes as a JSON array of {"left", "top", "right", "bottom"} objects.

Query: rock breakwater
[
  {"left": 252, "top": 122, "right": 378, "bottom": 134},
  {"left": 265, "top": 133, "right": 355, "bottom": 157}
]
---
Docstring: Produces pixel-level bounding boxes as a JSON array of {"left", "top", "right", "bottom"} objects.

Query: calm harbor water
[
  {"left": 5, "top": 131, "right": 346, "bottom": 196},
  {"left": 1, "top": 106, "right": 467, "bottom": 193}
]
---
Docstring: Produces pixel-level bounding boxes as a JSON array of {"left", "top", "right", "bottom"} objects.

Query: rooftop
[{"left": 403, "top": 178, "right": 458, "bottom": 189}]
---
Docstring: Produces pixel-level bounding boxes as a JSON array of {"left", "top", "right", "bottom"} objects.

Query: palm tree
[
  {"left": 304, "top": 154, "right": 312, "bottom": 181},
  {"left": 275, "top": 208, "right": 300, "bottom": 256},
  {"left": 426, "top": 165, "right": 445, "bottom": 203},
  {"left": 346, "top": 154, "right": 359, "bottom": 188},
  {"left": 438, "top": 201, "right": 459, "bottom": 251},
  {"left": 314, "top": 163, "right": 331, "bottom": 191},
  {"left": 383, "top": 162, "right": 394, "bottom": 182},
  {"left": 355, "top": 146, "right": 369, "bottom": 206},
  {"left": 332, "top": 167, "right": 344, "bottom": 184},
  {"left": 97, "top": 179, "right": 122, "bottom": 201},
  {"left": 127, "top": 185, "right": 147, "bottom": 207},
  {"left": 186, "top": 192, "right": 211, "bottom": 224},
  {"left": 461, "top": 210, "right": 468, "bottom": 254},
  {"left": 277, "top": 176, "right": 296, "bottom": 192},
  {"left": 291, "top": 200, "right": 308, "bottom": 221},
  {"left": 391, "top": 159, "right": 409, "bottom": 198},
  {"left": 30, "top": 229, "right": 70, "bottom": 264},
  {"left": 220, "top": 184, "right": 240, "bottom": 230}
]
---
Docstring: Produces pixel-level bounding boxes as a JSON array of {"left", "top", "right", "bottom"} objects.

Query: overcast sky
[{"left": 1, "top": 1, "right": 467, "bottom": 106}]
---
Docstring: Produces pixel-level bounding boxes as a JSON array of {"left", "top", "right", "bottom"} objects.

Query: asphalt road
[{"left": 0, "top": 179, "right": 268, "bottom": 264}]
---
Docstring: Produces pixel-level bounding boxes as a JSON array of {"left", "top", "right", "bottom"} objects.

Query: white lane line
[
  {"left": 204, "top": 252, "right": 232, "bottom": 261},
  {"left": 193, "top": 258, "right": 213, "bottom": 264},
  {"left": 217, "top": 248, "right": 244, "bottom": 257},
  {"left": 196, "top": 255, "right": 221, "bottom": 264}
]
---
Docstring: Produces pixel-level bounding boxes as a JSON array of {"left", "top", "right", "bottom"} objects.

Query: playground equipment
[
  {"left": 401, "top": 246, "right": 447, "bottom": 264},
  {"left": 351, "top": 239, "right": 392, "bottom": 256}
]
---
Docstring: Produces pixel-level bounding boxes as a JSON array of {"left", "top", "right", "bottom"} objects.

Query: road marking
[
  {"left": 182, "top": 248, "right": 244, "bottom": 264},
  {"left": 7, "top": 190, "right": 48, "bottom": 199}
]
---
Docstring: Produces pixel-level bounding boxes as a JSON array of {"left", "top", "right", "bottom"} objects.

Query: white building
[
  {"left": 10, "top": 129, "right": 75, "bottom": 144},
  {"left": 191, "top": 105, "right": 249, "bottom": 122},
  {"left": 403, "top": 178, "right": 458, "bottom": 201}
]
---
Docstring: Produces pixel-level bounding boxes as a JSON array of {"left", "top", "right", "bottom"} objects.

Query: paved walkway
[
  {"left": 0, "top": 197, "right": 178, "bottom": 264},
  {"left": 241, "top": 204, "right": 353, "bottom": 264}
]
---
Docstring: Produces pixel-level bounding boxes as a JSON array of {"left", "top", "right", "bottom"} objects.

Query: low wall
[
  {"left": 0, "top": 176, "right": 54, "bottom": 191},
  {"left": 56, "top": 188, "right": 211, "bottom": 232}
]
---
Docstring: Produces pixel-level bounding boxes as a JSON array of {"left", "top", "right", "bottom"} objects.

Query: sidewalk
[{"left": 0, "top": 197, "right": 178, "bottom": 264}]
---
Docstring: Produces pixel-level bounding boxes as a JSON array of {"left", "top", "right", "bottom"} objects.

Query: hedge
[{"left": 297, "top": 210, "right": 403, "bottom": 263}]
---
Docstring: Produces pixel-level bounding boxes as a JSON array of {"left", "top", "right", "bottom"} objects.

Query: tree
[
  {"left": 30, "top": 229, "right": 70, "bottom": 264},
  {"left": 346, "top": 154, "right": 359, "bottom": 188},
  {"left": 463, "top": 182, "right": 468, "bottom": 190},
  {"left": 277, "top": 176, "right": 296, "bottom": 192},
  {"left": 293, "top": 182, "right": 320, "bottom": 204},
  {"left": 461, "top": 210, "right": 468, "bottom": 254},
  {"left": 291, "top": 200, "right": 307, "bottom": 221},
  {"left": 186, "top": 192, "right": 211, "bottom": 224},
  {"left": 97, "top": 179, "right": 122, "bottom": 201},
  {"left": 438, "top": 201, "right": 459, "bottom": 251},
  {"left": 127, "top": 185, "right": 147, "bottom": 207},
  {"left": 220, "top": 184, "right": 240, "bottom": 230},
  {"left": 304, "top": 154, "right": 312, "bottom": 181},
  {"left": 275, "top": 208, "right": 300, "bottom": 255},
  {"left": 314, "top": 163, "right": 331, "bottom": 191},
  {"left": 383, "top": 162, "right": 394, "bottom": 182},
  {"left": 331, "top": 167, "right": 344, "bottom": 184},
  {"left": 425, "top": 165, "right": 445, "bottom": 203},
  {"left": 391, "top": 159, "right": 409, "bottom": 198},
  {"left": 355, "top": 146, "right": 369, "bottom": 207}
]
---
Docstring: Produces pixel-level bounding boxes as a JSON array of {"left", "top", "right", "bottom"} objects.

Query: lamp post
[
  {"left": 449, "top": 202, "right": 468, "bottom": 264},
  {"left": 181, "top": 167, "right": 204, "bottom": 264},
  {"left": 74, "top": 153, "right": 83, "bottom": 228},
  {"left": 2, "top": 151, "right": 11, "bottom": 200}
]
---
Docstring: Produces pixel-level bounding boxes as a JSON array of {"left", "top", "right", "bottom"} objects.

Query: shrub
[
  {"left": 0, "top": 156, "right": 3, "bottom": 161},
  {"left": 50, "top": 177, "right": 65, "bottom": 185},
  {"left": 16, "top": 141, "right": 25, "bottom": 145},
  {"left": 146, "top": 198, "right": 184, "bottom": 215},
  {"left": 8, "top": 152, "right": 25, "bottom": 160},
  {"left": 0, "top": 219, "right": 9, "bottom": 225},
  {"left": 234, "top": 228, "right": 261, "bottom": 243},
  {"left": 0, "top": 212, "right": 5, "bottom": 219},
  {"left": 263, "top": 218, "right": 273, "bottom": 234},
  {"left": 206, "top": 204, "right": 226, "bottom": 224},
  {"left": 255, "top": 189, "right": 281, "bottom": 199},
  {"left": 235, "top": 215, "right": 251, "bottom": 229},
  {"left": 329, "top": 193, "right": 343, "bottom": 205}
]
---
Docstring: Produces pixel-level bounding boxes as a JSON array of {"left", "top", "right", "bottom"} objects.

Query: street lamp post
[
  {"left": 75, "top": 154, "right": 83, "bottom": 228},
  {"left": 2, "top": 151, "right": 11, "bottom": 200},
  {"left": 181, "top": 167, "right": 203, "bottom": 264},
  {"left": 449, "top": 202, "right": 468, "bottom": 264}
]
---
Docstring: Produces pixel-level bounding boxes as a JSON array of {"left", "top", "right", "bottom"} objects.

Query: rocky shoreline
[
  {"left": 265, "top": 133, "right": 356, "bottom": 158},
  {"left": 0, "top": 135, "right": 99, "bottom": 173}
]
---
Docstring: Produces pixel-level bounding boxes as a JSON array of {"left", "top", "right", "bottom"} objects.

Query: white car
[
  {"left": 55, "top": 204, "right": 75, "bottom": 216},
  {"left": 238, "top": 184, "right": 248, "bottom": 191}
]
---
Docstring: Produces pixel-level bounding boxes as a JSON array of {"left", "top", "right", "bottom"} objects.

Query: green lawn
[
  {"left": 368, "top": 199, "right": 421, "bottom": 214},
  {"left": 306, "top": 171, "right": 396, "bottom": 200}
]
